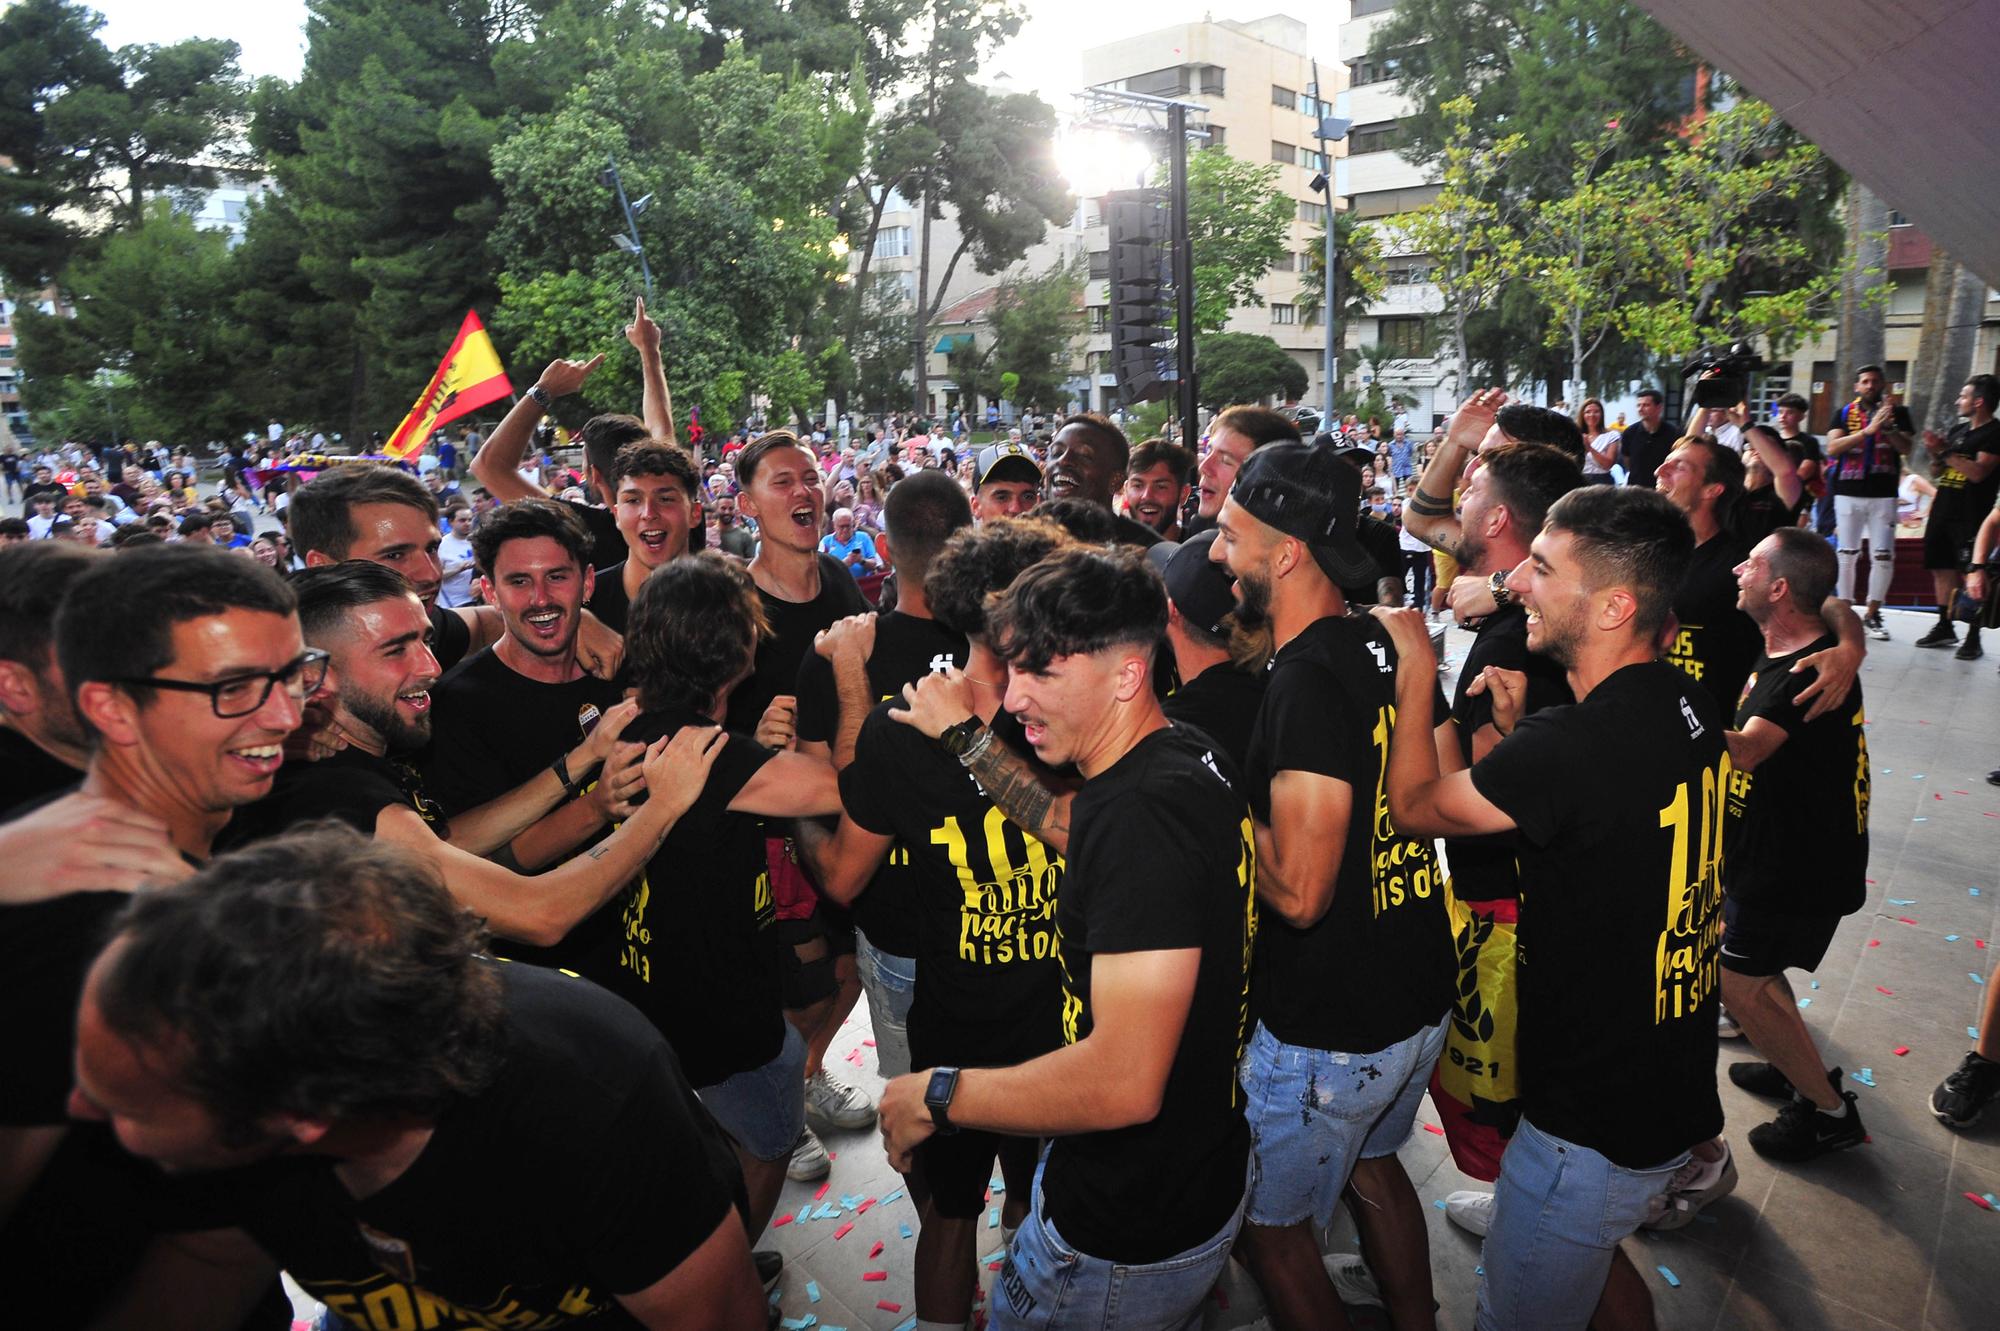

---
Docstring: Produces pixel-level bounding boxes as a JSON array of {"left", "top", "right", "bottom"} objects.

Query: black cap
[
  {"left": 975, "top": 442, "right": 1042, "bottom": 488},
  {"left": 1228, "top": 439, "right": 1376, "bottom": 586},
  {"left": 1145, "top": 529, "right": 1236, "bottom": 638}
]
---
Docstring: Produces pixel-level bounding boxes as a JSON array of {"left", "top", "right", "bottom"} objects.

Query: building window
[
  {"left": 1350, "top": 184, "right": 1442, "bottom": 218},
  {"left": 1204, "top": 124, "right": 1227, "bottom": 149},
  {"left": 1347, "top": 51, "right": 1407, "bottom": 87},
  {"left": 1299, "top": 91, "right": 1331, "bottom": 118},
  {"left": 1272, "top": 84, "right": 1297, "bottom": 108},
  {"left": 1271, "top": 140, "right": 1296, "bottom": 165},
  {"left": 1347, "top": 120, "right": 1407, "bottom": 155},
  {"left": 873, "top": 226, "right": 912, "bottom": 259},
  {"left": 1298, "top": 200, "right": 1328, "bottom": 225},
  {"left": 1299, "top": 147, "right": 1327, "bottom": 172},
  {"left": 1088, "top": 250, "right": 1110, "bottom": 279},
  {"left": 1378, "top": 316, "right": 1428, "bottom": 357},
  {"left": 1272, "top": 304, "right": 1298, "bottom": 325},
  {"left": 1385, "top": 261, "right": 1432, "bottom": 285},
  {"left": 1887, "top": 209, "right": 1911, "bottom": 227},
  {"left": 1089, "top": 305, "right": 1109, "bottom": 332}
]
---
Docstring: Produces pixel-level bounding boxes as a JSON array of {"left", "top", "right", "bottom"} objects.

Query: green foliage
[
  {"left": 1296, "top": 207, "right": 1386, "bottom": 331},
  {"left": 1163, "top": 149, "right": 1295, "bottom": 335},
  {"left": 1125, "top": 398, "right": 1172, "bottom": 441},
  {"left": 848, "top": 276, "right": 915, "bottom": 411},
  {"left": 1197, "top": 333, "right": 1309, "bottom": 409}
]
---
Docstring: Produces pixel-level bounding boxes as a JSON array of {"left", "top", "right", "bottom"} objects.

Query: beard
[
  {"left": 1232, "top": 568, "right": 1274, "bottom": 631},
  {"left": 342, "top": 683, "right": 431, "bottom": 753},
  {"left": 1528, "top": 606, "right": 1586, "bottom": 672}
]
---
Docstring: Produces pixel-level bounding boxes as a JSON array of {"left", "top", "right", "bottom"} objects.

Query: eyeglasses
[{"left": 107, "top": 649, "right": 330, "bottom": 719}]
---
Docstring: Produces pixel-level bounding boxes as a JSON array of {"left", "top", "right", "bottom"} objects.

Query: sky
[{"left": 86, "top": 0, "right": 1346, "bottom": 113}]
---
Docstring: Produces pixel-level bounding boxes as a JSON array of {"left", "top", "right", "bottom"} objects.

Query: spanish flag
[{"left": 382, "top": 311, "right": 513, "bottom": 460}]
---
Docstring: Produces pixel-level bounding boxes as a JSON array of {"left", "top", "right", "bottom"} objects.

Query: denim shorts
[
  {"left": 1475, "top": 1118, "right": 1689, "bottom": 1331},
  {"left": 988, "top": 1153, "right": 1248, "bottom": 1331},
  {"left": 696, "top": 1020, "right": 807, "bottom": 1162},
  {"left": 854, "top": 930, "right": 915, "bottom": 1079},
  {"left": 1239, "top": 1016, "right": 1448, "bottom": 1229}
]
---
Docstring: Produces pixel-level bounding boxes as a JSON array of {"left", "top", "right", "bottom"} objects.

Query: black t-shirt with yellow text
[
  {"left": 1668, "top": 533, "right": 1761, "bottom": 720},
  {"left": 1930, "top": 419, "right": 2000, "bottom": 525}
]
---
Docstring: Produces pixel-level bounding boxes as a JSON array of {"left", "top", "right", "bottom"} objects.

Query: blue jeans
[
  {"left": 696, "top": 1022, "right": 807, "bottom": 1162},
  {"left": 854, "top": 930, "right": 915, "bottom": 1079},
  {"left": 1239, "top": 1017, "right": 1448, "bottom": 1229},
  {"left": 1476, "top": 1119, "right": 1688, "bottom": 1330},
  {"left": 989, "top": 1154, "right": 1247, "bottom": 1330}
]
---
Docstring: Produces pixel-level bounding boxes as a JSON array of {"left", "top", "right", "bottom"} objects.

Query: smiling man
[
  {"left": 1184, "top": 405, "right": 1304, "bottom": 540},
  {"left": 1120, "top": 439, "right": 1195, "bottom": 540},
  {"left": 588, "top": 440, "right": 704, "bottom": 633},
  {"left": 1044, "top": 413, "right": 1161, "bottom": 547}
]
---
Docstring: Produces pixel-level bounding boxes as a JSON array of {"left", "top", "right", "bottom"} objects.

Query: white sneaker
[
  {"left": 1718, "top": 1008, "right": 1743, "bottom": 1039},
  {"left": 1322, "top": 1253, "right": 1384, "bottom": 1309},
  {"left": 1445, "top": 1189, "right": 1495, "bottom": 1237},
  {"left": 805, "top": 1070, "right": 877, "bottom": 1131},
  {"left": 1643, "top": 1139, "right": 1738, "bottom": 1230},
  {"left": 786, "top": 1127, "right": 831, "bottom": 1182},
  {"left": 1864, "top": 613, "right": 1891, "bottom": 642}
]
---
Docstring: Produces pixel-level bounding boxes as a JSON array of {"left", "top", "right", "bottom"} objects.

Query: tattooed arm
[{"left": 889, "top": 667, "right": 1075, "bottom": 853}]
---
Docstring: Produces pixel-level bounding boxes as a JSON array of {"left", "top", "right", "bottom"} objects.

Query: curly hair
[
  {"left": 469, "top": 496, "right": 592, "bottom": 576},
  {"left": 610, "top": 439, "right": 701, "bottom": 497},
  {"left": 986, "top": 544, "right": 1166, "bottom": 675},
  {"left": 94, "top": 824, "right": 506, "bottom": 1145},
  {"left": 627, "top": 552, "right": 771, "bottom": 713},
  {"left": 923, "top": 517, "right": 1071, "bottom": 641}
]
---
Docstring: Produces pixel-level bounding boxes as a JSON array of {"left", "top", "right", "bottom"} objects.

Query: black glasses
[{"left": 108, "top": 649, "right": 330, "bottom": 718}]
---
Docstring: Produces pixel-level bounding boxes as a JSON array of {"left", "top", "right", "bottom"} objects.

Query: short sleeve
[
  {"left": 1467, "top": 710, "right": 1579, "bottom": 847},
  {"left": 1742, "top": 665, "right": 1814, "bottom": 740}
]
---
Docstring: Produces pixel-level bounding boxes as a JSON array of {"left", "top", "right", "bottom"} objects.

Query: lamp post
[
  {"left": 1310, "top": 63, "right": 1351, "bottom": 428},
  {"left": 600, "top": 155, "right": 655, "bottom": 299}
]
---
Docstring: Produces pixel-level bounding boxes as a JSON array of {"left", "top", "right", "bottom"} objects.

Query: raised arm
[
  {"left": 469, "top": 354, "right": 607, "bottom": 502},
  {"left": 889, "top": 668, "right": 1075, "bottom": 853},
  {"left": 1746, "top": 426, "right": 1803, "bottom": 509},
  {"left": 1369, "top": 607, "right": 1517, "bottom": 839},
  {"left": 625, "top": 299, "right": 678, "bottom": 448},
  {"left": 1403, "top": 389, "right": 1506, "bottom": 556}
]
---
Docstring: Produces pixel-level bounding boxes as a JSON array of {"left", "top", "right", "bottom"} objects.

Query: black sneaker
[
  {"left": 1916, "top": 621, "right": 1959, "bottom": 649},
  {"left": 1932, "top": 1051, "right": 2000, "bottom": 1128},
  {"left": 1729, "top": 1060, "right": 1797, "bottom": 1099},
  {"left": 754, "top": 1249, "right": 783, "bottom": 1290},
  {"left": 1748, "top": 1084, "right": 1867, "bottom": 1161},
  {"left": 1955, "top": 637, "right": 1985, "bottom": 661}
]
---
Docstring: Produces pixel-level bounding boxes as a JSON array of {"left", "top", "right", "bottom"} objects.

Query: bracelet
[
  {"left": 956, "top": 726, "right": 997, "bottom": 768},
  {"left": 551, "top": 753, "right": 582, "bottom": 798}
]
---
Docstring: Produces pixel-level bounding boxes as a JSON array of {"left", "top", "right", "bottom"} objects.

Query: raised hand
[
  {"left": 624, "top": 297, "right": 661, "bottom": 354},
  {"left": 537, "top": 353, "right": 607, "bottom": 400}
]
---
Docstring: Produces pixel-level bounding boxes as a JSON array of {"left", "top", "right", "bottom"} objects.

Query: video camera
[{"left": 1680, "top": 342, "right": 1768, "bottom": 408}]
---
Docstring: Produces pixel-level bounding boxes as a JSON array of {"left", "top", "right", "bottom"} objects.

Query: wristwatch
[
  {"left": 1488, "top": 569, "right": 1514, "bottom": 607},
  {"left": 937, "top": 716, "right": 984, "bottom": 758},
  {"left": 527, "top": 383, "right": 554, "bottom": 410},
  {"left": 924, "top": 1066, "right": 962, "bottom": 1135}
]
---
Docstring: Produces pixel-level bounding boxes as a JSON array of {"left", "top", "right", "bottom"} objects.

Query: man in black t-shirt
[
  {"left": 1825, "top": 365, "right": 1913, "bottom": 636},
  {"left": 1733, "top": 423, "right": 1810, "bottom": 547},
  {"left": 1150, "top": 529, "right": 1267, "bottom": 771},
  {"left": 290, "top": 463, "right": 624, "bottom": 677},
  {"left": 1371, "top": 486, "right": 1726, "bottom": 1331},
  {"left": 796, "top": 515, "right": 1068, "bottom": 1331},
  {"left": 585, "top": 439, "right": 703, "bottom": 633},
  {"left": 598, "top": 554, "right": 841, "bottom": 1246},
  {"left": 0, "top": 542, "right": 97, "bottom": 812},
  {"left": 69, "top": 827, "right": 766, "bottom": 1330},
  {"left": 1, "top": 546, "right": 304, "bottom": 1329},
  {"left": 1212, "top": 439, "right": 1454, "bottom": 1331},
  {"left": 881, "top": 546, "right": 1255, "bottom": 1331},
  {"left": 1915, "top": 374, "right": 2000, "bottom": 658},
  {"left": 1043, "top": 412, "right": 1163, "bottom": 547},
  {"left": 1617, "top": 387, "right": 1676, "bottom": 488},
  {"left": 1719, "top": 529, "right": 1869, "bottom": 1162}
]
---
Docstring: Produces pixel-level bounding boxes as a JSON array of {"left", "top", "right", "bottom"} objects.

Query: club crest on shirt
[
  {"left": 355, "top": 1221, "right": 417, "bottom": 1285},
  {"left": 1200, "top": 748, "right": 1231, "bottom": 789},
  {"left": 1679, "top": 695, "right": 1706, "bottom": 739}
]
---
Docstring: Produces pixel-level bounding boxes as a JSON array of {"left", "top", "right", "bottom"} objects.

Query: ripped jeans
[{"left": 1237, "top": 1016, "right": 1448, "bottom": 1229}]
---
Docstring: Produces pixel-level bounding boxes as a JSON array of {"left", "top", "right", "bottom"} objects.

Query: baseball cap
[
  {"left": 975, "top": 442, "right": 1042, "bottom": 489},
  {"left": 1145, "top": 529, "right": 1236, "bottom": 639},
  {"left": 1315, "top": 429, "right": 1374, "bottom": 465},
  {"left": 1228, "top": 439, "right": 1376, "bottom": 586}
]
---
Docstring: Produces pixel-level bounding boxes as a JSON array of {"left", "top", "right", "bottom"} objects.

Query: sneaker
[
  {"left": 1915, "top": 621, "right": 1959, "bottom": 649},
  {"left": 754, "top": 1250, "right": 784, "bottom": 1290},
  {"left": 1748, "top": 1087, "right": 1866, "bottom": 1161},
  {"left": 1444, "top": 1190, "right": 1495, "bottom": 1237},
  {"left": 1729, "top": 1060, "right": 1797, "bottom": 1100},
  {"left": 1642, "top": 1140, "right": 1738, "bottom": 1230},
  {"left": 1718, "top": 1008, "right": 1743, "bottom": 1040},
  {"left": 1322, "top": 1253, "right": 1384, "bottom": 1309},
  {"left": 1955, "top": 638, "right": 1984, "bottom": 661},
  {"left": 786, "top": 1127, "right": 831, "bottom": 1182},
  {"left": 1932, "top": 1050, "right": 2000, "bottom": 1128},
  {"left": 804, "top": 1070, "right": 876, "bottom": 1131},
  {"left": 1988, "top": 768, "right": 2000, "bottom": 788},
  {"left": 1864, "top": 613, "right": 1890, "bottom": 641}
]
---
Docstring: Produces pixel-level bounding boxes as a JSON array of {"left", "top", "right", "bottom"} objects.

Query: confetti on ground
[
  {"left": 857, "top": 1197, "right": 877, "bottom": 1214},
  {"left": 780, "top": 1317, "right": 816, "bottom": 1331},
  {"left": 814, "top": 1204, "right": 839, "bottom": 1220},
  {"left": 774, "top": 1213, "right": 795, "bottom": 1227},
  {"left": 863, "top": 1038, "right": 877, "bottom": 1047},
  {"left": 1973, "top": 1027, "right": 1983, "bottom": 1040},
  {"left": 1899, "top": 917, "right": 1919, "bottom": 925},
  {"left": 1947, "top": 935, "right": 1961, "bottom": 941},
  {"left": 899, "top": 1223, "right": 913, "bottom": 1239},
  {"left": 1975, "top": 973, "right": 1987, "bottom": 984},
  {"left": 1434, "top": 1199, "right": 1449, "bottom": 1210},
  {"left": 1964, "top": 1193, "right": 1993, "bottom": 1211},
  {"left": 845, "top": 1049, "right": 865, "bottom": 1067},
  {"left": 1657, "top": 1266, "right": 1681, "bottom": 1288},
  {"left": 1914, "top": 817, "right": 1929, "bottom": 823},
  {"left": 814, "top": 1182, "right": 831, "bottom": 1202},
  {"left": 862, "top": 1271, "right": 888, "bottom": 1282},
  {"left": 869, "top": 1241, "right": 883, "bottom": 1258},
  {"left": 988, "top": 1180, "right": 1005, "bottom": 1194},
  {"left": 1869, "top": 939, "right": 1881, "bottom": 947},
  {"left": 1797, "top": 998, "right": 1812, "bottom": 1008},
  {"left": 1811, "top": 980, "right": 1821, "bottom": 989},
  {"left": 1975, "top": 889, "right": 1984, "bottom": 897},
  {"left": 988, "top": 1208, "right": 1000, "bottom": 1229},
  {"left": 881, "top": 1188, "right": 905, "bottom": 1204},
  {"left": 1936, "top": 793, "right": 1945, "bottom": 801},
  {"left": 875, "top": 1302, "right": 902, "bottom": 1314},
  {"left": 833, "top": 1222, "right": 854, "bottom": 1241},
  {"left": 1987, "top": 1194, "right": 1999, "bottom": 1209},
  {"left": 1915, "top": 774, "right": 1927, "bottom": 779},
  {"left": 1979, "top": 940, "right": 1989, "bottom": 949},
  {"left": 840, "top": 1195, "right": 861, "bottom": 1210},
  {"left": 1894, "top": 1046, "right": 1910, "bottom": 1056},
  {"left": 807, "top": 1281, "right": 820, "bottom": 1304},
  {"left": 892, "top": 1318, "right": 917, "bottom": 1331},
  {"left": 1853, "top": 1068, "right": 1877, "bottom": 1087},
  {"left": 1422, "top": 1122, "right": 1446, "bottom": 1135},
  {"left": 1888, "top": 898, "right": 1916, "bottom": 905},
  {"left": 1876, "top": 986, "right": 1896, "bottom": 996}
]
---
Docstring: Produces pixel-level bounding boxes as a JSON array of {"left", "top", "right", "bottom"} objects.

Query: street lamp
[
  {"left": 601, "top": 156, "right": 655, "bottom": 298},
  {"left": 1310, "top": 62, "right": 1351, "bottom": 427}
]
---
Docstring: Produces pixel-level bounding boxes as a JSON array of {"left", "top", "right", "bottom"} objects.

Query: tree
[
  {"left": 1168, "top": 148, "right": 1295, "bottom": 336},
  {"left": 848, "top": 275, "right": 914, "bottom": 410},
  {"left": 1197, "top": 333, "right": 1309, "bottom": 409},
  {"left": 1295, "top": 207, "right": 1387, "bottom": 331},
  {"left": 945, "top": 260, "right": 1083, "bottom": 411},
  {"left": 0, "top": 0, "right": 248, "bottom": 289}
]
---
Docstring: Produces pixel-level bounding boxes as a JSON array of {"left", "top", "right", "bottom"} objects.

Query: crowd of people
[{"left": 4, "top": 303, "right": 2000, "bottom": 1331}]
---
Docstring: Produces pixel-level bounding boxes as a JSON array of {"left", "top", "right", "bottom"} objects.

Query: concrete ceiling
[{"left": 1638, "top": 0, "right": 2000, "bottom": 285}]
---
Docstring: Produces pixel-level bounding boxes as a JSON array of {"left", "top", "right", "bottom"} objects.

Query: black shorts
[
  {"left": 818, "top": 900, "right": 858, "bottom": 957},
  {"left": 1719, "top": 896, "right": 1843, "bottom": 977},
  {"left": 1922, "top": 517, "right": 1980, "bottom": 572},
  {"left": 915, "top": 1127, "right": 1038, "bottom": 1219},
  {"left": 777, "top": 915, "right": 838, "bottom": 1009}
]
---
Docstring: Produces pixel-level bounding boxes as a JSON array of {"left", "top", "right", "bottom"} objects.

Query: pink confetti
[
  {"left": 1899, "top": 917, "right": 1919, "bottom": 925},
  {"left": 869, "top": 1240, "right": 883, "bottom": 1257},
  {"left": 814, "top": 1182, "right": 831, "bottom": 1201},
  {"left": 1964, "top": 1192, "right": 1993, "bottom": 1210},
  {"left": 833, "top": 1222, "right": 855, "bottom": 1240},
  {"left": 846, "top": 1049, "right": 866, "bottom": 1066},
  {"left": 1893, "top": 1046, "right": 1910, "bottom": 1056},
  {"left": 1868, "top": 939, "right": 1881, "bottom": 947},
  {"left": 877, "top": 1301, "right": 903, "bottom": 1312},
  {"left": 863, "top": 1271, "right": 888, "bottom": 1281},
  {"left": 858, "top": 1197, "right": 877, "bottom": 1214},
  {"left": 863, "top": 1038, "right": 877, "bottom": 1047},
  {"left": 774, "top": 1213, "right": 794, "bottom": 1226},
  {"left": 1876, "top": 986, "right": 1896, "bottom": 996},
  {"left": 1422, "top": 1122, "right": 1446, "bottom": 1136},
  {"left": 1979, "top": 939, "right": 1989, "bottom": 949},
  {"left": 1867, "top": 878, "right": 1878, "bottom": 884}
]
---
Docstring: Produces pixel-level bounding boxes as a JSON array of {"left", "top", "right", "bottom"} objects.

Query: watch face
[{"left": 926, "top": 1067, "right": 957, "bottom": 1105}]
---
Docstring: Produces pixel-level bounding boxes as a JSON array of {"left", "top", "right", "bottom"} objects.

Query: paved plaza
[{"left": 760, "top": 607, "right": 2000, "bottom": 1331}]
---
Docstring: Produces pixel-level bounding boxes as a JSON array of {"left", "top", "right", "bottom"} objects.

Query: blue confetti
[
  {"left": 899, "top": 1223, "right": 913, "bottom": 1239},
  {"left": 894, "top": 1318, "right": 919, "bottom": 1331},
  {"left": 988, "top": 1207, "right": 1000, "bottom": 1229},
  {"left": 1915, "top": 774, "right": 1927, "bottom": 779},
  {"left": 806, "top": 1281, "right": 820, "bottom": 1305},
  {"left": 1914, "top": 817, "right": 1929, "bottom": 823},
  {"left": 780, "top": 1316, "right": 816, "bottom": 1331},
  {"left": 984, "top": 1249, "right": 1007, "bottom": 1263},
  {"left": 840, "top": 1194, "right": 862, "bottom": 1210},
  {"left": 1657, "top": 1265, "right": 1681, "bottom": 1288},
  {"left": 1475, "top": 1265, "right": 1485, "bottom": 1276},
  {"left": 1853, "top": 1068, "right": 1876, "bottom": 1087},
  {"left": 1986, "top": 1194, "right": 1999, "bottom": 1209},
  {"left": 881, "top": 1189, "right": 906, "bottom": 1205},
  {"left": 1948, "top": 935, "right": 1961, "bottom": 942},
  {"left": 1883, "top": 769, "right": 1893, "bottom": 774},
  {"left": 1434, "top": 1199, "right": 1448, "bottom": 1210},
  {"left": 814, "top": 1203, "right": 840, "bottom": 1220},
  {"left": 1974, "top": 973, "right": 1986, "bottom": 985},
  {"left": 1973, "top": 1027, "right": 1983, "bottom": 1041},
  {"left": 1797, "top": 997, "right": 1812, "bottom": 1007},
  {"left": 1974, "top": 889, "right": 1983, "bottom": 897},
  {"left": 1811, "top": 980, "right": 1821, "bottom": 989},
  {"left": 1888, "top": 898, "right": 1916, "bottom": 905}
]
